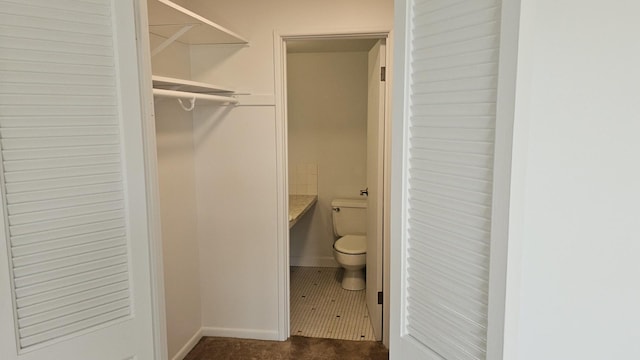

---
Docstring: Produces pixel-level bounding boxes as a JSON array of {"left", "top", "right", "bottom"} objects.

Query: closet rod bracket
[
  {"left": 151, "top": 24, "right": 195, "bottom": 57},
  {"left": 177, "top": 97, "right": 196, "bottom": 111}
]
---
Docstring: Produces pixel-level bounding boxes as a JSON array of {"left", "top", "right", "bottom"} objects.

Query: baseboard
[
  {"left": 171, "top": 328, "right": 203, "bottom": 360},
  {"left": 169, "top": 326, "right": 281, "bottom": 359},
  {"left": 201, "top": 327, "right": 280, "bottom": 341},
  {"left": 290, "top": 256, "right": 339, "bottom": 267}
]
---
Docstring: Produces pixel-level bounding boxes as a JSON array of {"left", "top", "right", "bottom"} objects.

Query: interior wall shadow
[{"left": 191, "top": 105, "right": 234, "bottom": 144}]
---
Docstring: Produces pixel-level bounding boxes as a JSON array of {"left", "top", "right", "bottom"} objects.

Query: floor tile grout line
[{"left": 290, "top": 266, "right": 375, "bottom": 341}]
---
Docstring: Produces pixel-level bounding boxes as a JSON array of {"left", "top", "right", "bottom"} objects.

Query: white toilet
[{"left": 331, "top": 198, "right": 367, "bottom": 290}]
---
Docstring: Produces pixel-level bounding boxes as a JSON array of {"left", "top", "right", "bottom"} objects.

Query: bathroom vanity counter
[{"left": 289, "top": 195, "right": 318, "bottom": 229}]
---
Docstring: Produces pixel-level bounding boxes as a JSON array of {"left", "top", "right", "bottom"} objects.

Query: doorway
[{"left": 274, "top": 31, "right": 391, "bottom": 344}]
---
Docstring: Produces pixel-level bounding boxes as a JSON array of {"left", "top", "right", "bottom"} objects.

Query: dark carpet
[{"left": 184, "top": 336, "right": 389, "bottom": 360}]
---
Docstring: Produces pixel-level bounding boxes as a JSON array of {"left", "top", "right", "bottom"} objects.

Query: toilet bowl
[
  {"left": 331, "top": 199, "right": 367, "bottom": 290},
  {"left": 333, "top": 234, "right": 366, "bottom": 290}
]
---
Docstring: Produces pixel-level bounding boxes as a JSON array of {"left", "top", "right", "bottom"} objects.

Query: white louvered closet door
[
  {"left": 392, "top": 0, "right": 502, "bottom": 359},
  {"left": 0, "top": 1, "right": 156, "bottom": 360}
]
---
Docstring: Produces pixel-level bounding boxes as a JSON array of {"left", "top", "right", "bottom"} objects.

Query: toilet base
[{"left": 341, "top": 268, "right": 365, "bottom": 291}]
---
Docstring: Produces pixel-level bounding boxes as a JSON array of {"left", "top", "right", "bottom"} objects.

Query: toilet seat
[{"left": 334, "top": 235, "right": 366, "bottom": 255}]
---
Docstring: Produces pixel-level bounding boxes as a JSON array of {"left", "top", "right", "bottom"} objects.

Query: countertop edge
[{"left": 289, "top": 195, "right": 318, "bottom": 229}]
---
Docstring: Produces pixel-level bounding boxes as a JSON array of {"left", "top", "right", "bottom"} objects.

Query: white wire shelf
[
  {"left": 152, "top": 75, "right": 235, "bottom": 94},
  {"left": 151, "top": 76, "right": 240, "bottom": 108},
  {"left": 148, "top": 0, "right": 248, "bottom": 56}
]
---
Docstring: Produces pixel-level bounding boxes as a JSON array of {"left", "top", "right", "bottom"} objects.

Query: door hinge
[
  {"left": 380, "top": 66, "right": 386, "bottom": 82},
  {"left": 378, "top": 291, "right": 383, "bottom": 305}
]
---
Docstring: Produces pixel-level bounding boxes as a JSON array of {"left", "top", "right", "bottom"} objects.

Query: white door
[
  {"left": 390, "top": 0, "right": 503, "bottom": 359},
  {"left": 366, "top": 39, "right": 386, "bottom": 341},
  {"left": 0, "top": 1, "right": 156, "bottom": 359}
]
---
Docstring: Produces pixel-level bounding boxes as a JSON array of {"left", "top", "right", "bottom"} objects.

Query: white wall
[
  {"left": 187, "top": 0, "right": 393, "bottom": 94},
  {"left": 184, "top": 0, "right": 393, "bottom": 338},
  {"left": 508, "top": 1, "right": 640, "bottom": 358},
  {"left": 192, "top": 106, "right": 280, "bottom": 338},
  {"left": 287, "top": 51, "right": 369, "bottom": 267},
  {"left": 151, "top": 35, "right": 202, "bottom": 358}
]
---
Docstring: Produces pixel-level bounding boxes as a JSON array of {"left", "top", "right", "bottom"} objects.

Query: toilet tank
[{"left": 331, "top": 198, "right": 367, "bottom": 237}]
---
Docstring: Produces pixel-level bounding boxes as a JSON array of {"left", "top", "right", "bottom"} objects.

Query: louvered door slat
[
  {"left": 0, "top": 58, "right": 114, "bottom": 75},
  {"left": 18, "top": 290, "right": 129, "bottom": 329},
  {"left": 412, "top": 158, "right": 492, "bottom": 177},
  {"left": 0, "top": 116, "right": 117, "bottom": 128},
  {"left": 13, "top": 246, "right": 127, "bottom": 278},
  {"left": 0, "top": 106, "right": 117, "bottom": 118},
  {"left": 409, "top": 297, "right": 487, "bottom": 344},
  {"left": 5, "top": 164, "right": 121, "bottom": 182},
  {"left": 4, "top": 84, "right": 115, "bottom": 97},
  {"left": 15, "top": 255, "right": 127, "bottom": 287},
  {"left": 410, "top": 150, "right": 492, "bottom": 168},
  {"left": 0, "top": 26, "right": 112, "bottom": 47},
  {"left": 0, "top": 46, "right": 113, "bottom": 66},
  {"left": 9, "top": 200, "right": 124, "bottom": 225},
  {"left": 11, "top": 210, "right": 123, "bottom": 236},
  {"left": 409, "top": 249, "right": 487, "bottom": 288},
  {"left": 1, "top": 126, "right": 119, "bottom": 138},
  {"left": 408, "top": 300, "right": 486, "bottom": 358},
  {"left": 5, "top": 156, "right": 121, "bottom": 173},
  {"left": 411, "top": 144, "right": 494, "bottom": 159},
  {"left": 2, "top": 145, "right": 120, "bottom": 160},
  {"left": 17, "top": 280, "right": 129, "bottom": 318},
  {"left": 12, "top": 229, "right": 125, "bottom": 257},
  {"left": 8, "top": 191, "right": 123, "bottom": 214},
  {"left": 409, "top": 275, "right": 488, "bottom": 323},
  {"left": 7, "top": 182, "right": 122, "bottom": 204},
  {"left": 409, "top": 275, "right": 487, "bottom": 321},
  {"left": 0, "top": 95, "right": 117, "bottom": 107},
  {"left": 2, "top": 2, "right": 110, "bottom": 27},
  {"left": 20, "top": 307, "right": 131, "bottom": 348},
  {"left": 2, "top": 136, "right": 119, "bottom": 149},
  {"left": 7, "top": 173, "right": 122, "bottom": 195},
  {"left": 405, "top": 0, "right": 501, "bottom": 358},
  {"left": 18, "top": 301, "right": 130, "bottom": 339},
  {"left": 414, "top": 139, "right": 494, "bottom": 155},
  {"left": 16, "top": 272, "right": 129, "bottom": 308},
  {"left": 413, "top": 76, "right": 497, "bottom": 94},
  {"left": 3, "top": 0, "right": 110, "bottom": 13},
  {"left": 0, "top": 37, "right": 113, "bottom": 57},
  {"left": 15, "top": 263, "right": 129, "bottom": 298},
  {"left": 13, "top": 237, "right": 125, "bottom": 266},
  {"left": 412, "top": 127, "right": 495, "bottom": 141},
  {"left": 0, "top": 0, "right": 133, "bottom": 350},
  {"left": 10, "top": 218, "right": 125, "bottom": 246},
  {"left": 411, "top": 190, "right": 490, "bottom": 218}
]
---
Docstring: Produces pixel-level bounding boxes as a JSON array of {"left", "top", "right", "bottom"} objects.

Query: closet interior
[
  {"left": 145, "top": 1, "right": 388, "bottom": 359},
  {"left": 146, "top": 0, "right": 250, "bottom": 358},
  {"left": 148, "top": 0, "right": 245, "bottom": 104}
]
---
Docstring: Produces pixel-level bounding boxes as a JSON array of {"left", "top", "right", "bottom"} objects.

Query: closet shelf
[
  {"left": 148, "top": 0, "right": 248, "bottom": 56},
  {"left": 152, "top": 75, "right": 235, "bottom": 94},
  {"left": 152, "top": 76, "right": 241, "bottom": 107},
  {"left": 152, "top": 88, "right": 238, "bottom": 106}
]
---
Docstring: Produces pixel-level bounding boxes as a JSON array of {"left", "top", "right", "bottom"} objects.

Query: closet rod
[{"left": 152, "top": 88, "right": 238, "bottom": 104}]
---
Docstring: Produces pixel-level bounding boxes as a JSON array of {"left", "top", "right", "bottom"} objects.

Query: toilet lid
[{"left": 334, "top": 235, "right": 366, "bottom": 255}]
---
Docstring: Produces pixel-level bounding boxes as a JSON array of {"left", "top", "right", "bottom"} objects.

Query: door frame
[
  {"left": 133, "top": 1, "right": 169, "bottom": 359},
  {"left": 273, "top": 28, "right": 392, "bottom": 343}
]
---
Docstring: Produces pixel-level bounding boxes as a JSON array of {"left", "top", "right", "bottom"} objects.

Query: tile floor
[{"left": 290, "top": 266, "right": 375, "bottom": 341}]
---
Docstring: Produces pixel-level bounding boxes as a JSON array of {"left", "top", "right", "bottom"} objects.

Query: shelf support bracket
[{"left": 151, "top": 24, "right": 195, "bottom": 57}]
